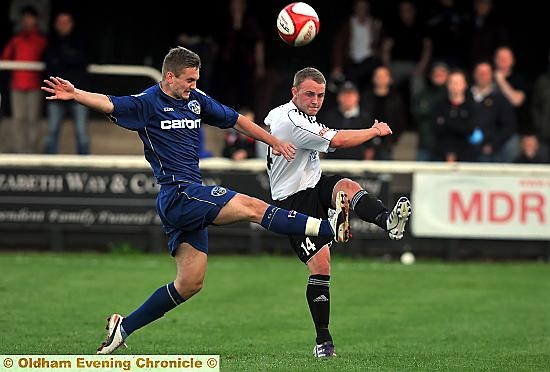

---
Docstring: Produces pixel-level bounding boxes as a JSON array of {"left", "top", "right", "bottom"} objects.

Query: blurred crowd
[{"left": 1, "top": 0, "right": 549, "bottom": 164}]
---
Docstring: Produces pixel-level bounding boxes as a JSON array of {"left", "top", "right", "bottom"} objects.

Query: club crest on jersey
[
  {"left": 318, "top": 127, "right": 330, "bottom": 136},
  {"left": 309, "top": 151, "right": 319, "bottom": 161},
  {"left": 211, "top": 186, "right": 227, "bottom": 197},
  {"left": 188, "top": 100, "right": 201, "bottom": 114}
]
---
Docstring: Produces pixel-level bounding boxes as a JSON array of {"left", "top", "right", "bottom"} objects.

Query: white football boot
[
  {"left": 387, "top": 197, "right": 412, "bottom": 240},
  {"left": 97, "top": 313, "right": 127, "bottom": 354},
  {"left": 313, "top": 341, "right": 336, "bottom": 357},
  {"left": 329, "top": 191, "right": 350, "bottom": 243}
]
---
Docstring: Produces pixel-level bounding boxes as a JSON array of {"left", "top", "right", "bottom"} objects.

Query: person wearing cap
[{"left": 319, "top": 81, "right": 373, "bottom": 160}]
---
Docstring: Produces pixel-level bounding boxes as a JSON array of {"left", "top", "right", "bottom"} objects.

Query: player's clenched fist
[{"left": 371, "top": 119, "right": 392, "bottom": 136}]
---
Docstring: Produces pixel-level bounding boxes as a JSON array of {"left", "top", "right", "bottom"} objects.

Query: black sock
[
  {"left": 351, "top": 190, "right": 389, "bottom": 230},
  {"left": 306, "top": 274, "right": 332, "bottom": 345}
]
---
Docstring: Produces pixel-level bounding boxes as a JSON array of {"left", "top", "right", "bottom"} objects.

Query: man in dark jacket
[{"left": 43, "top": 11, "right": 90, "bottom": 154}]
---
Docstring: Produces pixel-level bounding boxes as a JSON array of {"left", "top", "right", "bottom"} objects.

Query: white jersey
[{"left": 265, "top": 101, "right": 338, "bottom": 200}]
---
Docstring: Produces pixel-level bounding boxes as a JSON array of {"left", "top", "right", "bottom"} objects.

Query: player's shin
[
  {"left": 121, "top": 282, "right": 185, "bottom": 337},
  {"left": 260, "top": 205, "right": 332, "bottom": 236},
  {"left": 307, "top": 274, "right": 332, "bottom": 344},
  {"left": 351, "top": 190, "right": 388, "bottom": 229}
]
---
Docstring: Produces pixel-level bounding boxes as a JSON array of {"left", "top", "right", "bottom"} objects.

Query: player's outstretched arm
[
  {"left": 233, "top": 114, "right": 295, "bottom": 161},
  {"left": 42, "top": 76, "right": 114, "bottom": 114},
  {"left": 330, "top": 119, "right": 392, "bottom": 149}
]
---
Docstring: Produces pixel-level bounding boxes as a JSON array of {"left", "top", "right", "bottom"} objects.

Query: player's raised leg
[
  {"left": 333, "top": 178, "right": 411, "bottom": 240},
  {"left": 213, "top": 193, "right": 349, "bottom": 243}
]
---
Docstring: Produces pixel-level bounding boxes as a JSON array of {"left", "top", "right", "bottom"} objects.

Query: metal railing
[{"left": 0, "top": 61, "right": 161, "bottom": 83}]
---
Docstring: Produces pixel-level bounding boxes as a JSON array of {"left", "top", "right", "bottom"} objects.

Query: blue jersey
[{"left": 108, "top": 84, "right": 238, "bottom": 185}]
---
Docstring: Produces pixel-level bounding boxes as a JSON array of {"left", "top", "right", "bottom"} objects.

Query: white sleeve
[{"left": 288, "top": 110, "right": 338, "bottom": 153}]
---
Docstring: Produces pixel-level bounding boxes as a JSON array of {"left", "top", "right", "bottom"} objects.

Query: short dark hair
[
  {"left": 162, "top": 47, "right": 201, "bottom": 78},
  {"left": 21, "top": 5, "right": 39, "bottom": 17}
]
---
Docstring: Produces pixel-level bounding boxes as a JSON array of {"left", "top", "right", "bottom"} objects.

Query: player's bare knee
[
  {"left": 239, "top": 194, "right": 268, "bottom": 221},
  {"left": 187, "top": 281, "right": 203, "bottom": 297},
  {"left": 307, "top": 247, "right": 331, "bottom": 275},
  {"left": 174, "top": 278, "right": 203, "bottom": 298},
  {"left": 308, "top": 259, "right": 330, "bottom": 275},
  {"left": 334, "top": 178, "right": 360, "bottom": 199}
]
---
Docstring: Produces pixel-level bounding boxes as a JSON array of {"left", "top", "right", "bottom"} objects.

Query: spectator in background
[
  {"left": 361, "top": 66, "right": 408, "bottom": 160},
  {"left": 1, "top": 5, "right": 47, "bottom": 153},
  {"left": 330, "top": 0, "right": 383, "bottom": 93},
  {"left": 319, "top": 81, "right": 372, "bottom": 160},
  {"left": 432, "top": 69, "right": 476, "bottom": 162},
  {"left": 531, "top": 51, "right": 550, "bottom": 160},
  {"left": 9, "top": 0, "right": 50, "bottom": 34},
  {"left": 493, "top": 46, "right": 530, "bottom": 131},
  {"left": 43, "top": 11, "right": 90, "bottom": 155},
  {"left": 514, "top": 133, "right": 549, "bottom": 164},
  {"left": 222, "top": 107, "right": 256, "bottom": 160},
  {"left": 426, "top": 0, "right": 469, "bottom": 68},
  {"left": 412, "top": 61, "right": 449, "bottom": 161},
  {"left": 469, "top": 61, "right": 519, "bottom": 162},
  {"left": 465, "top": 0, "right": 509, "bottom": 70},
  {"left": 214, "top": 0, "right": 265, "bottom": 118},
  {"left": 381, "top": 0, "right": 432, "bottom": 116}
]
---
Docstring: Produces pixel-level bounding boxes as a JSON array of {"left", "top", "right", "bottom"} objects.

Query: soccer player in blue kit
[{"left": 42, "top": 46, "right": 351, "bottom": 354}]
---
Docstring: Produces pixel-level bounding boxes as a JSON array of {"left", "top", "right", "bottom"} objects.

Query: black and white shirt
[{"left": 265, "top": 101, "right": 338, "bottom": 200}]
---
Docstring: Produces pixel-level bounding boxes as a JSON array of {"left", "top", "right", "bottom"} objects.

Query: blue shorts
[{"left": 156, "top": 182, "right": 237, "bottom": 256}]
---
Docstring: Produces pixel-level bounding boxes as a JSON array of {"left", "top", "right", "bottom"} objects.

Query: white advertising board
[{"left": 412, "top": 173, "right": 550, "bottom": 240}]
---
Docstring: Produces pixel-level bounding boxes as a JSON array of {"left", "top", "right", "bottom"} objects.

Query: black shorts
[{"left": 273, "top": 174, "right": 344, "bottom": 264}]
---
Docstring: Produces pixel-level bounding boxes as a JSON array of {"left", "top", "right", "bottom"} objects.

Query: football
[
  {"left": 400, "top": 251, "right": 416, "bottom": 265},
  {"left": 276, "top": 2, "right": 320, "bottom": 47}
]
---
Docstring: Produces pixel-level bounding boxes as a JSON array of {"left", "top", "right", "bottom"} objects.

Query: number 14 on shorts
[{"left": 301, "top": 237, "right": 317, "bottom": 257}]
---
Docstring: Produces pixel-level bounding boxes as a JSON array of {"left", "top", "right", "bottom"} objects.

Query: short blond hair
[{"left": 293, "top": 67, "right": 326, "bottom": 88}]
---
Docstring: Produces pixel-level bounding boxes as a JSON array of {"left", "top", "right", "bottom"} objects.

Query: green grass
[{"left": 0, "top": 253, "right": 549, "bottom": 371}]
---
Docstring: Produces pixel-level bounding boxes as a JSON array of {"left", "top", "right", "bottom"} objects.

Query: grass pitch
[{"left": 0, "top": 252, "right": 548, "bottom": 371}]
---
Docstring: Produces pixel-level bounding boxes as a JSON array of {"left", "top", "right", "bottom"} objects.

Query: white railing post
[{"left": 0, "top": 61, "right": 161, "bottom": 83}]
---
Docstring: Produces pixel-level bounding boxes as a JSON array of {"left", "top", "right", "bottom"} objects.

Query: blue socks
[
  {"left": 121, "top": 281, "right": 185, "bottom": 337},
  {"left": 260, "top": 205, "right": 332, "bottom": 237}
]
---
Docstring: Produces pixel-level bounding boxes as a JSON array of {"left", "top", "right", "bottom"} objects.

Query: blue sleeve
[
  {"left": 194, "top": 90, "right": 238, "bottom": 129},
  {"left": 107, "top": 95, "right": 151, "bottom": 130}
]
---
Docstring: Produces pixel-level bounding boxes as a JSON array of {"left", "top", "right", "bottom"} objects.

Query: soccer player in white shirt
[{"left": 265, "top": 67, "right": 412, "bottom": 357}]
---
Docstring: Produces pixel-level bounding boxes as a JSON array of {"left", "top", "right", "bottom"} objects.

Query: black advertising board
[
  {"left": 0, "top": 166, "right": 390, "bottom": 240},
  {"left": 0, "top": 168, "right": 160, "bottom": 227}
]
